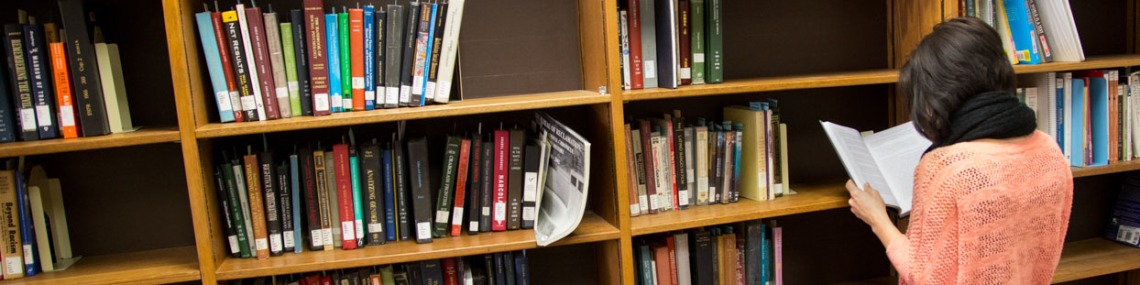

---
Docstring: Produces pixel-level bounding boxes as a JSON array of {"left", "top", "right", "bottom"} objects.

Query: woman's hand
[{"left": 846, "top": 179, "right": 903, "bottom": 248}]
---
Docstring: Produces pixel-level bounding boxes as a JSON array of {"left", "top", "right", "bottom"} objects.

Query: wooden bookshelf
[
  {"left": 1012, "top": 54, "right": 1140, "bottom": 74},
  {"left": 0, "top": 127, "right": 181, "bottom": 158},
  {"left": 622, "top": 69, "right": 899, "bottom": 101},
  {"left": 195, "top": 91, "right": 610, "bottom": 139},
  {"left": 629, "top": 184, "right": 849, "bottom": 236},
  {"left": 214, "top": 212, "right": 619, "bottom": 280},
  {"left": 1073, "top": 160, "right": 1140, "bottom": 178},
  {"left": 1, "top": 246, "right": 201, "bottom": 285}
]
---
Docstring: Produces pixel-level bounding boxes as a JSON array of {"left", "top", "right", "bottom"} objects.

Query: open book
[{"left": 820, "top": 121, "right": 931, "bottom": 216}]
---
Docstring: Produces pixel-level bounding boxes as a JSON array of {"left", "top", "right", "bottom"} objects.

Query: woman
[{"left": 846, "top": 17, "right": 1073, "bottom": 284}]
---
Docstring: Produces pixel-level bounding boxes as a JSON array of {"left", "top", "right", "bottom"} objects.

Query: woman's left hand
[{"left": 846, "top": 179, "right": 903, "bottom": 247}]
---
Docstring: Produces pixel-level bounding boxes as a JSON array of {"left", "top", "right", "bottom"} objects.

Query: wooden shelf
[
  {"left": 1072, "top": 160, "right": 1140, "bottom": 178},
  {"left": 1, "top": 246, "right": 200, "bottom": 285},
  {"left": 629, "top": 184, "right": 848, "bottom": 236},
  {"left": 215, "top": 212, "right": 619, "bottom": 280},
  {"left": 1013, "top": 54, "right": 1140, "bottom": 74},
  {"left": 621, "top": 69, "right": 898, "bottom": 101},
  {"left": 0, "top": 127, "right": 181, "bottom": 158},
  {"left": 195, "top": 90, "right": 610, "bottom": 139}
]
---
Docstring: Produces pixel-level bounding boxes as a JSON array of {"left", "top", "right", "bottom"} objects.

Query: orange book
[
  {"left": 244, "top": 152, "right": 270, "bottom": 259},
  {"left": 49, "top": 43, "right": 78, "bottom": 138},
  {"left": 349, "top": 8, "right": 365, "bottom": 111}
]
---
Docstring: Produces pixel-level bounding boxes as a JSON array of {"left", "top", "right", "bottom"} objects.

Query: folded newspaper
[{"left": 534, "top": 112, "right": 591, "bottom": 246}]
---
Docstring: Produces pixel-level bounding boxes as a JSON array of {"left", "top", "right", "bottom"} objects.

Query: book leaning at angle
[
  {"left": 533, "top": 112, "right": 591, "bottom": 246},
  {"left": 820, "top": 121, "right": 931, "bottom": 216}
]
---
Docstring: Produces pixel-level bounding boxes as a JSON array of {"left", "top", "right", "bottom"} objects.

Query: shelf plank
[
  {"left": 1013, "top": 54, "right": 1140, "bottom": 74},
  {"left": 215, "top": 212, "right": 619, "bottom": 280},
  {"left": 629, "top": 184, "right": 848, "bottom": 236},
  {"left": 1072, "top": 160, "right": 1140, "bottom": 178},
  {"left": 2, "top": 246, "right": 200, "bottom": 285},
  {"left": 195, "top": 90, "right": 610, "bottom": 139},
  {"left": 0, "top": 127, "right": 181, "bottom": 158}
]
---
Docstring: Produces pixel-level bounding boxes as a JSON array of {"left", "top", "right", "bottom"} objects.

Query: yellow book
[{"left": 722, "top": 106, "right": 771, "bottom": 201}]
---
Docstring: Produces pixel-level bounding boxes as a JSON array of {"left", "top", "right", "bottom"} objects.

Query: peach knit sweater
[{"left": 886, "top": 131, "right": 1073, "bottom": 285}]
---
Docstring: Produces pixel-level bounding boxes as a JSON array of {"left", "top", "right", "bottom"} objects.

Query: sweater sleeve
[{"left": 885, "top": 150, "right": 963, "bottom": 285}]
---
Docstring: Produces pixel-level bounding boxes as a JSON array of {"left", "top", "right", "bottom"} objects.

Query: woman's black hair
[{"left": 900, "top": 16, "right": 1016, "bottom": 145}]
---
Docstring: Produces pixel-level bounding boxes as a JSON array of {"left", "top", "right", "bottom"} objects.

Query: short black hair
[{"left": 900, "top": 16, "right": 1016, "bottom": 145}]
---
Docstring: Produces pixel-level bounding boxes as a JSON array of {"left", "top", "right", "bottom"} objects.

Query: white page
[
  {"left": 862, "top": 122, "right": 931, "bottom": 216},
  {"left": 820, "top": 121, "right": 896, "bottom": 207}
]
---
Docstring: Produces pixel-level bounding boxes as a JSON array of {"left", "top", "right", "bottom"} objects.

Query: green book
[
  {"left": 279, "top": 23, "right": 303, "bottom": 116},
  {"left": 221, "top": 163, "right": 252, "bottom": 258},
  {"left": 350, "top": 148, "right": 366, "bottom": 248},
  {"left": 433, "top": 136, "right": 461, "bottom": 237},
  {"left": 691, "top": 0, "right": 705, "bottom": 84},
  {"left": 706, "top": 0, "right": 723, "bottom": 83},
  {"left": 339, "top": 11, "right": 352, "bottom": 110}
]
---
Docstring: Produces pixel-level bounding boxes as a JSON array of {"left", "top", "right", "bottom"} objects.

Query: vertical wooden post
[{"left": 889, "top": 0, "right": 950, "bottom": 124}]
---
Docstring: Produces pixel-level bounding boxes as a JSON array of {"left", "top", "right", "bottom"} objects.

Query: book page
[
  {"left": 819, "top": 121, "right": 896, "bottom": 208},
  {"left": 863, "top": 121, "right": 931, "bottom": 216},
  {"left": 534, "top": 112, "right": 591, "bottom": 246}
]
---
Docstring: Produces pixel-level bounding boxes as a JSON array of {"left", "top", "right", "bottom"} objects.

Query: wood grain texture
[
  {"left": 214, "top": 212, "right": 619, "bottom": 280},
  {"left": 1012, "top": 54, "right": 1140, "bottom": 74},
  {"left": 579, "top": 0, "right": 610, "bottom": 94},
  {"left": 195, "top": 91, "right": 610, "bottom": 138},
  {"left": 1073, "top": 160, "right": 1140, "bottom": 178},
  {"left": 1, "top": 246, "right": 200, "bottom": 285},
  {"left": 0, "top": 127, "right": 180, "bottom": 158},
  {"left": 629, "top": 184, "right": 849, "bottom": 236},
  {"left": 622, "top": 69, "right": 899, "bottom": 101}
]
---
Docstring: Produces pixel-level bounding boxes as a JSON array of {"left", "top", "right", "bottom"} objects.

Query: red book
[
  {"left": 626, "top": 0, "right": 644, "bottom": 89},
  {"left": 665, "top": 119, "right": 678, "bottom": 210},
  {"left": 211, "top": 11, "right": 244, "bottom": 122},
  {"left": 450, "top": 139, "right": 471, "bottom": 236},
  {"left": 320, "top": 276, "right": 332, "bottom": 285},
  {"left": 349, "top": 8, "right": 365, "bottom": 111},
  {"left": 48, "top": 43, "right": 78, "bottom": 138},
  {"left": 443, "top": 257, "right": 459, "bottom": 285},
  {"left": 666, "top": 236, "right": 679, "bottom": 285},
  {"left": 334, "top": 144, "right": 357, "bottom": 249},
  {"left": 638, "top": 120, "right": 658, "bottom": 214},
  {"left": 244, "top": 6, "right": 282, "bottom": 120},
  {"left": 303, "top": 0, "right": 332, "bottom": 116},
  {"left": 678, "top": 0, "right": 692, "bottom": 85},
  {"left": 653, "top": 242, "right": 675, "bottom": 285},
  {"left": 492, "top": 130, "right": 510, "bottom": 231}
]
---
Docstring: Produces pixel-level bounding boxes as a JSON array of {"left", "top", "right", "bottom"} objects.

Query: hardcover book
[{"left": 407, "top": 137, "right": 434, "bottom": 243}]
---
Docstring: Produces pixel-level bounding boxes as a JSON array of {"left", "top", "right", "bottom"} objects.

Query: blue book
[
  {"left": 14, "top": 173, "right": 37, "bottom": 276},
  {"left": 1003, "top": 0, "right": 1041, "bottom": 64},
  {"left": 350, "top": 151, "right": 365, "bottom": 247},
  {"left": 382, "top": 147, "right": 397, "bottom": 241},
  {"left": 195, "top": 12, "right": 235, "bottom": 123},
  {"left": 759, "top": 223, "right": 769, "bottom": 285},
  {"left": 1056, "top": 78, "right": 1065, "bottom": 150},
  {"left": 326, "top": 13, "right": 344, "bottom": 113},
  {"left": 420, "top": 3, "right": 438, "bottom": 106},
  {"left": 23, "top": 25, "right": 58, "bottom": 139},
  {"left": 363, "top": 5, "right": 376, "bottom": 110},
  {"left": 1089, "top": 77, "right": 1109, "bottom": 166},
  {"left": 290, "top": 154, "right": 303, "bottom": 253},
  {"left": 1071, "top": 78, "right": 1086, "bottom": 167},
  {"left": 733, "top": 123, "right": 743, "bottom": 202}
]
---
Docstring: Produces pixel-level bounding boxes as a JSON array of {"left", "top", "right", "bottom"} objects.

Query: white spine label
[
  {"left": 523, "top": 173, "right": 538, "bottom": 202},
  {"left": 5, "top": 257, "right": 20, "bottom": 275},
  {"left": 228, "top": 236, "right": 239, "bottom": 253},
  {"left": 322, "top": 228, "right": 333, "bottom": 246},
  {"left": 368, "top": 223, "right": 384, "bottom": 234},
  {"left": 23, "top": 245, "right": 33, "bottom": 263},
  {"left": 416, "top": 222, "right": 431, "bottom": 239},
  {"left": 365, "top": 91, "right": 376, "bottom": 101},
  {"left": 311, "top": 230, "right": 324, "bottom": 246},
  {"left": 19, "top": 109, "right": 35, "bottom": 131},
  {"left": 451, "top": 209, "right": 464, "bottom": 226},
  {"left": 283, "top": 231, "right": 295, "bottom": 248},
  {"left": 352, "top": 77, "right": 365, "bottom": 89},
  {"left": 215, "top": 91, "right": 233, "bottom": 112},
  {"left": 255, "top": 238, "right": 269, "bottom": 251},
  {"left": 341, "top": 221, "right": 356, "bottom": 240},
  {"left": 523, "top": 207, "right": 535, "bottom": 221},
  {"left": 436, "top": 210, "right": 450, "bottom": 225},
  {"left": 35, "top": 105, "right": 51, "bottom": 127},
  {"left": 60, "top": 106, "right": 75, "bottom": 127},
  {"left": 330, "top": 94, "right": 343, "bottom": 109},
  {"left": 314, "top": 93, "right": 330, "bottom": 111},
  {"left": 242, "top": 96, "right": 258, "bottom": 111},
  {"left": 270, "top": 234, "right": 283, "bottom": 252}
]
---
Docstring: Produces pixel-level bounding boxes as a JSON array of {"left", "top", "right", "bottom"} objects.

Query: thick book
[
  {"left": 245, "top": 6, "right": 282, "bottom": 120},
  {"left": 503, "top": 252, "right": 517, "bottom": 285},
  {"left": 93, "top": 44, "right": 134, "bottom": 133},
  {"left": 407, "top": 137, "right": 434, "bottom": 243},
  {"left": 243, "top": 153, "right": 271, "bottom": 259},
  {"left": 325, "top": 12, "right": 344, "bottom": 113},
  {"left": 394, "top": 138, "right": 413, "bottom": 240},
  {"left": 47, "top": 42, "right": 76, "bottom": 138},
  {"left": 278, "top": 162, "right": 297, "bottom": 253},
  {"left": 289, "top": 9, "right": 313, "bottom": 116},
  {"left": 651, "top": 132, "right": 670, "bottom": 211},
  {"left": 1003, "top": 0, "right": 1042, "bottom": 64},
  {"left": 279, "top": 22, "right": 302, "bottom": 117},
  {"left": 399, "top": 4, "right": 421, "bottom": 107},
  {"left": 314, "top": 150, "right": 334, "bottom": 249},
  {"left": 690, "top": 0, "right": 705, "bottom": 84},
  {"left": 637, "top": 120, "right": 659, "bottom": 213},
  {"left": 302, "top": 0, "right": 331, "bottom": 116},
  {"left": 211, "top": 11, "right": 244, "bottom": 122},
  {"left": 467, "top": 133, "right": 484, "bottom": 233},
  {"left": 325, "top": 149, "right": 342, "bottom": 248},
  {"left": 506, "top": 130, "right": 525, "bottom": 230},
  {"left": 301, "top": 148, "right": 324, "bottom": 251},
  {"left": 723, "top": 106, "right": 770, "bottom": 201},
  {"left": 0, "top": 171, "right": 24, "bottom": 278},
  {"left": 745, "top": 221, "right": 762, "bottom": 285},
  {"left": 425, "top": 2, "right": 448, "bottom": 102},
  {"left": 639, "top": 0, "right": 658, "bottom": 89},
  {"left": 443, "top": 258, "right": 459, "bottom": 285},
  {"left": 1026, "top": 0, "right": 1052, "bottom": 63},
  {"left": 338, "top": 11, "right": 352, "bottom": 111},
  {"left": 350, "top": 8, "right": 365, "bottom": 111},
  {"left": 222, "top": 11, "right": 260, "bottom": 121},
  {"left": 521, "top": 144, "right": 540, "bottom": 229},
  {"left": 653, "top": 241, "right": 674, "bottom": 285},
  {"left": 374, "top": 9, "right": 387, "bottom": 109},
  {"left": 433, "top": 0, "right": 465, "bottom": 103},
  {"left": 625, "top": 0, "right": 645, "bottom": 89},
  {"left": 383, "top": 144, "right": 398, "bottom": 241},
  {"left": 362, "top": 142, "right": 386, "bottom": 245},
  {"left": 259, "top": 151, "right": 284, "bottom": 256},
  {"left": 221, "top": 163, "right": 252, "bottom": 257},
  {"left": 231, "top": 160, "right": 257, "bottom": 258},
  {"left": 451, "top": 138, "right": 472, "bottom": 236},
  {"left": 59, "top": 0, "right": 109, "bottom": 136},
  {"left": 434, "top": 136, "right": 462, "bottom": 237},
  {"left": 410, "top": 3, "right": 435, "bottom": 106},
  {"left": 422, "top": 260, "right": 445, "bottom": 285},
  {"left": 333, "top": 144, "right": 358, "bottom": 249},
  {"left": 3, "top": 25, "right": 37, "bottom": 141},
  {"left": 678, "top": 1, "right": 692, "bottom": 85},
  {"left": 349, "top": 147, "right": 366, "bottom": 248},
  {"left": 384, "top": 4, "right": 405, "bottom": 108},
  {"left": 13, "top": 173, "right": 38, "bottom": 276},
  {"left": 491, "top": 130, "right": 510, "bottom": 231},
  {"left": 624, "top": 125, "right": 642, "bottom": 216},
  {"left": 694, "top": 126, "right": 709, "bottom": 205},
  {"left": 672, "top": 113, "right": 689, "bottom": 208},
  {"left": 630, "top": 127, "right": 650, "bottom": 215},
  {"left": 263, "top": 11, "right": 292, "bottom": 118},
  {"left": 24, "top": 25, "right": 59, "bottom": 139},
  {"left": 693, "top": 230, "right": 715, "bottom": 285},
  {"left": 705, "top": 0, "right": 723, "bottom": 83},
  {"left": 674, "top": 232, "right": 691, "bottom": 285},
  {"left": 363, "top": 6, "right": 377, "bottom": 110},
  {"left": 479, "top": 138, "right": 495, "bottom": 232},
  {"left": 196, "top": 12, "right": 236, "bottom": 123},
  {"left": 820, "top": 121, "right": 930, "bottom": 216}
]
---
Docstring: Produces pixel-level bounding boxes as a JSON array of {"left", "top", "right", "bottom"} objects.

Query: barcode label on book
[
  {"left": 288, "top": 81, "right": 299, "bottom": 93},
  {"left": 60, "top": 106, "right": 75, "bottom": 126},
  {"left": 494, "top": 203, "right": 506, "bottom": 221},
  {"left": 344, "top": 98, "right": 353, "bottom": 110},
  {"left": 385, "top": 87, "right": 399, "bottom": 105},
  {"left": 425, "top": 82, "right": 437, "bottom": 100},
  {"left": 1117, "top": 225, "right": 1140, "bottom": 245},
  {"left": 241, "top": 96, "right": 258, "bottom": 111},
  {"left": 644, "top": 61, "right": 657, "bottom": 79},
  {"left": 694, "top": 53, "right": 705, "bottom": 63},
  {"left": 216, "top": 91, "right": 233, "bottom": 112},
  {"left": 638, "top": 196, "right": 648, "bottom": 211},
  {"left": 276, "top": 87, "right": 289, "bottom": 100},
  {"left": 314, "top": 93, "right": 330, "bottom": 111},
  {"left": 416, "top": 222, "right": 431, "bottom": 239},
  {"left": 352, "top": 77, "right": 365, "bottom": 89},
  {"left": 437, "top": 81, "right": 452, "bottom": 100},
  {"left": 311, "top": 230, "right": 324, "bottom": 246},
  {"left": 649, "top": 195, "right": 660, "bottom": 210},
  {"left": 452, "top": 208, "right": 464, "bottom": 225},
  {"left": 228, "top": 236, "right": 239, "bottom": 253},
  {"left": 283, "top": 231, "right": 295, "bottom": 248},
  {"left": 20, "top": 108, "right": 35, "bottom": 131},
  {"left": 255, "top": 238, "right": 269, "bottom": 250},
  {"left": 399, "top": 86, "right": 410, "bottom": 103},
  {"left": 524, "top": 173, "right": 538, "bottom": 202},
  {"left": 436, "top": 210, "right": 450, "bottom": 224},
  {"left": 482, "top": 206, "right": 491, "bottom": 216},
  {"left": 630, "top": 204, "right": 640, "bottom": 215},
  {"left": 270, "top": 234, "right": 283, "bottom": 252},
  {"left": 23, "top": 245, "right": 33, "bottom": 263},
  {"left": 5, "top": 257, "right": 20, "bottom": 275},
  {"left": 35, "top": 106, "right": 51, "bottom": 126},
  {"left": 365, "top": 91, "right": 376, "bottom": 101},
  {"left": 523, "top": 207, "right": 535, "bottom": 221},
  {"left": 341, "top": 221, "right": 356, "bottom": 240},
  {"left": 470, "top": 221, "right": 479, "bottom": 232},
  {"left": 330, "top": 95, "right": 343, "bottom": 109},
  {"left": 369, "top": 223, "right": 384, "bottom": 233},
  {"left": 679, "top": 190, "right": 691, "bottom": 206},
  {"left": 322, "top": 228, "right": 334, "bottom": 246},
  {"left": 680, "top": 68, "right": 692, "bottom": 80}
]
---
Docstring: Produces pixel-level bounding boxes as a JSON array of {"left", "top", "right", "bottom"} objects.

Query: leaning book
[
  {"left": 819, "top": 121, "right": 930, "bottom": 216},
  {"left": 533, "top": 112, "right": 591, "bottom": 246}
]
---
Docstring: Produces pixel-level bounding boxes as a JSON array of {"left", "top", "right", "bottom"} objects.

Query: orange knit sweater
[{"left": 886, "top": 131, "right": 1073, "bottom": 285}]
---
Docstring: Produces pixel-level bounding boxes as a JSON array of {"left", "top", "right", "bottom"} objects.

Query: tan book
[
  {"left": 243, "top": 153, "right": 270, "bottom": 259},
  {"left": 723, "top": 106, "right": 771, "bottom": 201},
  {"left": 0, "top": 171, "right": 23, "bottom": 279}
]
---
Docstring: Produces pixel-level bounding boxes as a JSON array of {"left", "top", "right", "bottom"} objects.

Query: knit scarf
[{"left": 927, "top": 91, "right": 1037, "bottom": 152}]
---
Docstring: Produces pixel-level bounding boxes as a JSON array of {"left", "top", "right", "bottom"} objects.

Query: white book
[
  {"left": 684, "top": 127, "right": 696, "bottom": 206},
  {"left": 434, "top": 0, "right": 465, "bottom": 103},
  {"left": 695, "top": 126, "right": 709, "bottom": 205},
  {"left": 820, "top": 121, "right": 931, "bottom": 216},
  {"left": 1045, "top": 72, "right": 1058, "bottom": 140},
  {"left": 651, "top": 134, "right": 669, "bottom": 212},
  {"left": 95, "top": 43, "right": 135, "bottom": 134},
  {"left": 1025, "top": 87, "right": 1039, "bottom": 119},
  {"left": 236, "top": 4, "right": 267, "bottom": 121},
  {"left": 619, "top": 10, "right": 632, "bottom": 90},
  {"left": 1035, "top": 0, "right": 1085, "bottom": 62},
  {"left": 1132, "top": 72, "right": 1140, "bottom": 158},
  {"left": 778, "top": 123, "right": 791, "bottom": 195},
  {"left": 1063, "top": 72, "right": 1073, "bottom": 161},
  {"left": 674, "top": 232, "right": 692, "bottom": 285}
]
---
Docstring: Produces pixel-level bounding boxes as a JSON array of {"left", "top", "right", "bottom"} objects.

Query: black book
[
  {"left": 374, "top": 9, "right": 386, "bottom": 105},
  {"left": 0, "top": 39, "right": 15, "bottom": 143},
  {"left": 3, "top": 25, "right": 37, "bottom": 141},
  {"left": 434, "top": 136, "right": 461, "bottom": 237},
  {"left": 493, "top": 253, "right": 507, "bottom": 285},
  {"left": 59, "top": 0, "right": 109, "bottom": 136},
  {"left": 712, "top": 128, "right": 724, "bottom": 203},
  {"left": 394, "top": 138, "right": 412, "bottom": 241},
  {"left": 506, "top": 130, "right": 525, "bottom": 230},
  {"left": 503, "top": 251, "right": 516, "bottom": 285},
  {"left": 361, "top": 142, "right": 386, "bottom": 245},
  {"left": 399, "top": 3, "right": 420, "bottom": 107},
  {"left": 692, "top": 229, "right": 714, "bottom": 285},
  {"left": 654, "top": 0, "right": 680, "bottom": 89},
  {"left": 637, "top": 241, "right": 653, "bottom": 285},
  {"left": 277, "top": 162, "right": 295, "bottom": 252},
  {"left": 221, "top": 14, "right": 259, "bottom": 121},
  {"left": 384, "top": 4, "right": 404, "bottom": 109},
  {"left": 467, "top": 132, "right": 483, "bottom": 234},
  {"left": 290, "top": 9, "right": 313, "bottom": 116},
  {"left": 672, "top": 114, "right": 688, "bottom": 209},
  {"left": 260, "top": 151, "right": 284, "bottom": 256},
  {"left": 300, "top": 148, "right": 324, "bottom": 251},
  {"left": 406, "top": 137, "right": 434, "bottom": 243},
  {"left": 471, "top": 264, "right": 488, "bottom": 285},
  {"left": 407, "top": 262, "right": 423, "bottom": 285},
  {"left": 513, "top": 251, "right": 529, "bottom": 285},
  {"left": 478, "top": 137, "right": 494, "bottom": 232},
  {"left": 422, "top": 259, "right": 444, "bottom": 285},
  {"left": 215, "top": 166, "right": 240, "bottom": 257},
  {"left": 521, "top": 144, "right": 539, "bottom": 229},
  {"left": 710, "top": 227, "right": 720, "bottom": 284},
  {"left": 357, "top": 268, "right": 373, "bottom": 285},
  {"left": 23, "top": 25, "right": 58, "bottom": 139},
  {"left": 484, "top": 254, "right": 497, "bottom": 285},
  {"left": 393, "top": 264, "right": 410, "bottom": 285}
]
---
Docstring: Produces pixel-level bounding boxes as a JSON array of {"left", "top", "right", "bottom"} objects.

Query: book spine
[
  {"left": 673, "top": 117, "right": 689, "bottom": 209},
  {"left": 236, "top": 4, "right": 268, "bottom": 122},
  {"left": 400, "top": 4, "right": 421, "bottom": 107},
  {"left": 280, "top": 23, "right": 302, "bottom": 117},
  {"left": 426, "top": 3, "right": 447, "bottom": 102},
  {"left": 263, "top": 12, "right": 292, "bottom": 118},
  {"left": 301, "top": 149, "right": 324, "bottom": 251},
  {"left": 1002, "top": 0, "right": 1041, "bottom": 64},
  {"left": 407, "top": 137, "right": 434, "bottom": 243},
  {"left": 383, "top": 146, "right": 398, "bottom": 241},
  {"left": 690, "top": 0, "right": 705, "bottom": 85},
  {"left": 626, "top": 0, "right": 644, "bottom": 89},
  {"left": 363, "top": 6, "right": 376, "bottom": 110},
  {"left": 411, "top": 3, "right": 434, "bottom": 106},
  {"left": 652, "top": 133, "right": 670, "bottom": 211},
  {"left": 243, "top": 154, "right": 270, "bottom": 259},
  {"left": 655, "top": 0, "right": 680, "bottom": 89},
  {"left": 334, "top": 144, "right": 358, "bottom": 249},
  {"left": 245, "top": 6, "right": 281, "bottom": 120},
  {"left": 684, "top": 127, "right": 697, "bottom": 204},
  {"left": 1026, "top": 0, "right": 1052, "bottom": 62},
  {"left": 231, "top": 161, "right": 257, "bottom": 258},
  {"left": 734, "top": 123, "right": 744, "bottom": 202},
  {"left": 197, "top": 12, "right": 237, "bottom": 123},
  {"left": 479, "top": 139, "right": 495, "bottom": 232},
  {"left": 222, "top": 11, "right": 260, "bottom": 121},
  {"left": 350, "top": 8, "right": 366, "bottom": 111},
  {"left": 3, "top": 25, "right": 37, "bottom": 141},
  {"left": 363, "top": 143, "right": 385, "bottom": 245},
  {"left": 434, "top": 136, "right": 461, "bottom": 237},
  {"left": 314, "top": 150, "right": 335, "bottom": 249},
  {"left": 59, "top": 0, "right": 109, "bottom": 135},
  {"left": 773, "top": 226, "right": 783, "bottom": 285},
  {"left": 338, "top": 11, "right": 352, "bottom": 110},
  {"left": 631, "top": 128, "right": 650, "bottom": 214},
  {"left": 212, "top": 12, "right": 245, "bottom": 122},
  {"left": 705, "top": 0, "right": 722, "bottom": 83},
  {"left": 492, "top": 130, "right": 509, "bottom": 231},
  {"left": 24, "top": 25, "right": 58, "bottom": 139},
  {"left": 259, "top": 151, "right": 284, "bottom": 256},
  {"left": 375, "top": 10, "right": 388, "bottom": 109},
  {"left": 722, "top": 129, "right": 733, "bottom": 204},
  {"left": 13, "top": 173, "right": 37, "bottom": 276},
  {"left": 625, "top": 125, "right": 641, "bottom": 216},
  {"left": 678, "top": 1, "right": 692, "bottom": 85},
  {"left": 0, "top": 171, "right": 24, "bottom": 279},
  {"left": 434, "top": 0, "right": 464, "bottom": 103},
  {"left": 521, "top": 145, "right": 540, "bottom": 229},
  {"left": 451, "top": 139, "right": 471, "bottom": 236},
  {"left": 620, "top": 11, "right": 632, "bottom": 91},
  {"left": 350, "top": 148, "right": 366, "bottom": 248},
  {"left": 290, "top": 9, "right": 313, "bottom": 116},
  {"left": 443, "top": 258, "right": 459, "bottom": 285},
  {"left": 46, "top": 43, "right": 75, "bottom": 138},
  {"left": 507, "top": 130, "right": 524, "bottom": 230},
  {"left": 326, "top": 149, "right": 342, "bottom": 248},
  {"left": 213, "top": 167, "right": 237, "bottom": 258},
  {"left": 385, "top": 5, "right": 404, "bottom": 108},
  {"left": 222, "top": 163, "right": 252, "bottom": 257},
  {"left": 640, "top": 0, "right": 658, "bottom": 89},
  {"left": 94, "top": 43, "right": 132, "bottom": 134},
  {"left": 302, "top": 0, "right": 331, "bottom": 116},
  {"left": 326, "top": 13, "right": 344, "bottom": 113},
  {"left": 278, "top": 162, "right": 296, "bottom": 253},
  {"left": 638, "top": 121, "right": 658, "bottom": 213},
  {"left": 467, "top": 134, "right": 483, "bottom": 233},
  {"left": 394, "top": 139, "right": 412, "bottom": 240}
]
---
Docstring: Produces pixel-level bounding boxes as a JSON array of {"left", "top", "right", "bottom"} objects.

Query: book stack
[
  {"left": 0, "top": 2, "right": 137, "bottom": 144},
  {"left": 963, "top": 0, "right": 1084, "bottom": 64},
  {"left": 215, "top": 113, "right": 584, "bottom": 259},
  {"left": 617, "top": 0, "right": 724, "bottom": 90},
  {"left": 1026, "top": 70, "right": 1140, "bottom": 168},
  {"left": 0, "top": 165, "right": 78, "bottom": 279},
  {"left": 625, "top": 103, "right": 789, "bottom": 217},
  {"left": 236, "top": 250, "right": 530, "bottom": 285},
  {"left": 634, "top": 220, "right": 782, "bottom": 285},
  {"left": 194, "top": 0, "right": 467, "bottom": 124}
]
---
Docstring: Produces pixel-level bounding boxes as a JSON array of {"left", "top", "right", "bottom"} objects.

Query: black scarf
[{"left": 927, "top": 91, "right": 1037, "bottom": 152}]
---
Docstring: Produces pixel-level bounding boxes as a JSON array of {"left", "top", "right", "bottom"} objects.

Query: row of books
[
  {"left": 194, "top": 0, "right": 466, "bottom": 124},
  {"left": 1, "top": 2, "right": 136, "bottom": 143},
  {"left": 1022, "top": 70, "right": 1139, "bottom": 167},
  {"left": 635, "top": 220, "right": 782, "bottom": 285},
  {"left": 617, "top": 0, "right": 724, "bottom": 90},
  {"left": 964, "top": 0, "right": 1084, "bottom": 64},
  {"left": 0, "top": 166, "right": 78, "bottom": 280},
  {"left": 623, "top": 104, "right": 790, "bottom": 217},
  {"left": 216, "top": 121, "right": 556, "bottom": 259},
  {"left": 238, "top": 250, "right": 530, "bottom": 285}
]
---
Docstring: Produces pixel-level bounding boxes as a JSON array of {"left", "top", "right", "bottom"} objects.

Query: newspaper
[{"left": 534, "top": 112, "right": 591, "bottom": 246}]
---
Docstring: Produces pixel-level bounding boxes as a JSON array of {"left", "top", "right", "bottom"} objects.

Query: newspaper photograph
[{"left": 533, "top": 112, "right": 591, "bottom": 246}]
